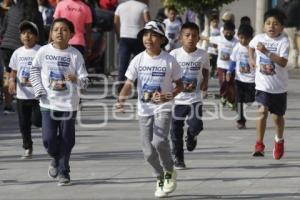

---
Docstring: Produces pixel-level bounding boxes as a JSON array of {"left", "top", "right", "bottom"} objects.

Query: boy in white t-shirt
[
  {"left": 170, "top": 22, "right": 210, "bottom": 170},
  {"left": 210, "top": 21, "right": 238, "bottom": 109},
  {"left": 8, "top": 21, "right": 42, "bottom": 159},
  {"left": 116, "top": 20, "right": 183, "bottom": 198},
  {"left": 30, "top": 18, "right": 89, "bottom": 186},
  {"left": 226, "top": 24, "right": 255, "bottom": 129},
  {"left": 163, "top": 5, "right": 182, "bottom": 52},
  {"left": 248, "top": 9, "right": 289, "bottom": 160}
]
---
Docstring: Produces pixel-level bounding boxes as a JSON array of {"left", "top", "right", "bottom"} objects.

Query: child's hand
[
  {"left": 115, "top": 99, "right": 125, "bottom": 113},
  {"left": 257, "top": 42, "right": 268, "bottom": 54},
  {"left": 65, "top": 73, "right": 77, "bottom": 83},
  {"left": 151, "top": 92, "right": 173, "bottom": 103},
  {"left": 226, "top": 73, "right": 231, "bottom": 82},
  {"left": 249, "top": 58, "right": 256, "bottom": 68},
  {"left": 8, "top": 80, "right": 16, "bottom": 95}
]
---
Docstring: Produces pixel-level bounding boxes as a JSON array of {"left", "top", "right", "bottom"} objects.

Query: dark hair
[
  {"left": 180, "top": 22, "right": 199, "bottom": 34},
  {"left": 264, "top": 8, "right": 286, "bottom": 25},
  {"left": 237, "top": 24, "right": 254, "bottom": 38},
  {"left": 20, "top": 25, "right": 38, "bottom": 36},
  {"left": 167, "top": 5, "right": 177, "bottom": 13},
  {"left": 223, "top": 21, "right": 235, "bottom": 31},
  {"left": 50, "top": 18, "right": 75, "bottom": 33},
  {"left": 240, "top": 16, "right": 251, "bottom": 25},
  {"left": 210, "top": 14, "right": 219, "bottom": 22}
]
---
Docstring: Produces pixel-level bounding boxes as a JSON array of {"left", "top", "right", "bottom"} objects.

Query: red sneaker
[
  {"left": 273, "top": 140, "right": 284, "bottom": 160},
  {"left": 253, "top": 141, "right": 265, "bottom": 157}
]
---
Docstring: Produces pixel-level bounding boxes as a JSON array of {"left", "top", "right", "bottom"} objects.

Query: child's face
[
  {"left": 210, "top": 19, "right": 219, "bottom": 28},
  {"left": 223, "top": 29, "right": 235, "bottom": 41},
  {"left": 264, "top": 16, "right": 284, "bottom": 38},
  {"left": 179, "top": 28, "right": 199, "bottom": 52},
  {"left": 20, "top": 29, "right": 37, "bottom": 48},
  {"left": 167, "top": 10, "right": 177, "bottom": 21},
  {"left": 238, "top": 34, "right": 251, "bottom": 46},
  {"left": 142, "top": 30, "right": 164, "bottom": 53},
  {"left": 51, "top": 22, "right": 74, "bottom": 48}
]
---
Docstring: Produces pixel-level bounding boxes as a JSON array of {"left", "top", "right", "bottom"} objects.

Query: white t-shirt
[
  {"left": 9, "top": 45, "right": 41, "bottom": 100},
  {"left": 125, "top": 50, "right": 182, "bottom": 116},
  {"left": 163, "top": 18, "right": 182, "bottom": 52},
  {"left": 115, "top": 0, "right": 149, "bottom": 38},
  {"left": 230, "top": 43, "right": 255, "bottom": 83},
  {"left": 32, "top": 44, "right": 88, "bottom": 111},
  {"left": 209, "top": 35, "right": 238, "bottom": 69},
  {"left": 170, "top": 47, "right": 210, "bottom": 105},
  {"left": 249, "top": 33, "right": 289, "bottom": 93},
  {"left": 207, "top": 26, "right": 220, "bottom": 55}
]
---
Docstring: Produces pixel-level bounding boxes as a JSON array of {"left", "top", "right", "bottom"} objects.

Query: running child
[
  {"left": 8, "top": 21, "right": 42, "bottom": 159},
  {"left": 248, "top": 9, "right": 289, "bottom": 160},
  {"left": 116, "top": 20, "right": 183, "bottom": 198},
  {"left": 30, "top": 18, "right": 89, "bottom": 186},
  {"left": 170, "top": 22, "right": 210, "bottom": 169},
  {"left": 226, "top": 24, "right": 255, "bottom": 129}
]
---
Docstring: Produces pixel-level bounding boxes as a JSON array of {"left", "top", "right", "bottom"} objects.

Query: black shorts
[
  {"left": 255, "top": 90, "right": 287, "bottom": 116},
  {"left": 235, "top": 80, "right": 255, "bottom": 103}
]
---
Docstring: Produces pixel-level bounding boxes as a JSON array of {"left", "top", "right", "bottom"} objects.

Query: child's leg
[
  {"left": 272, "top": 114, "right": 284, "bottom": 139},
  {"left": 16, "top": 99, "right": 33, "bottom": 150},
  {"left": 186, "top": 102, "right": 203, "bottom": 138},
  {"left": 217, "top": 68, "right": 226, "bottom": 97},
  {"left": 31, "top": 100, "right": 42, "bottom": 128},
  {"left": 256, "top": 105, "right": 268, "bottom": 142},
  {"left": 57, "top": 111, "right": 76, "bottom": 176},
  {"left": 170, "top": 105, "right": 188, "bottom": 160},
  {"left": 139, "top": 115, "right": 163, "bottom": 177},
  {"left": 153, "top": 112, "right": 173, "bottom": 172},
  {"left": 41, "top": 111, "right": 60, "bottom": 161}
]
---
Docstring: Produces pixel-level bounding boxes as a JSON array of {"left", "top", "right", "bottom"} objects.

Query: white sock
[{"left": 275, "top": 135, "right": 284, "bottom": 142}]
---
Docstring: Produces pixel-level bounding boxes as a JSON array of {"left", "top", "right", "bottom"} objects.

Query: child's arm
[
  {"left": 248, "top": 47, "right": 256, "bottom": 68},
  {"left": 226, "top": 61, "right": 236, "bottom": 82},
  {"left": 200, "top": 68, "right": 209, "bottom": 91},
  {"left": 116, "top": 79, "right": 134, "bottom": 113},
  {"left": 152, "top": 79, "right": 183, "bottom": 104},
  {"left": 8, "top": 70, "right": 17, "bottom": 94},
  {"left": 257, "top": 42, "right": 288, "bottom": 67},
  {"left": 30, "top": 64, "right": 46, "bottom": 98}
]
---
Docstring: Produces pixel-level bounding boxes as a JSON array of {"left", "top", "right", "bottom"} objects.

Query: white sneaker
[
  {"left": 163, "top": 170, "right": 177, "bottom": 194},
  {"left": 21, "top": 149, "right": 32, "bottom": 159},
  {"left": 154, "top": 176, "right": 167, "bottom": 198}
]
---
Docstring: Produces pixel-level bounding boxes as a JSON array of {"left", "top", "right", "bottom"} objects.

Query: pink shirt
[{"left": 54, "top": 0, "right": 92, "bottom": 46}]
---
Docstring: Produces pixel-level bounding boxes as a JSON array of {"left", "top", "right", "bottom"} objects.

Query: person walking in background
[
  {"left": 170, "top": 22, "right": 210, "bottom": 170},
  {"left": 114, "top": 0, "right": 150, "bottom": 93},
  {"left": 226, "top": 24, "right": 255, "bottom": 129},
  {"left": 37, "top": 0, "right": 54, "bottom": 42},
  {"left": 163, "top": 5, "right": 182, "bottom": 52},
  {"left": 249, "top": 9, "right": 289, "bottom": 160},
  {"left": 8, "top": 21, "right": 42, "bottom": 159},
  {"left": 54, "top": 0, "right": 93, "bottom": 56},
  {"left": 0, "top": 0, "right": 45, "bottom": 114},
  {"left": 116, "top": 20, "right": 183, "bottom": 198},
  {"left": 30, "top": 18, "right": 89, "bottom": 186}
]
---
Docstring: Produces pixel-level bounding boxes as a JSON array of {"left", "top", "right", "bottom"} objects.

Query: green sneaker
[
  {"left": 155, "top": 174, "right": 167, "bottom": 198},
  {"left": 220, "top": 97, "right": 227, "bottom": 105},
  {"left": 163, "top": 170, "right": 177, "bottom": 194}
]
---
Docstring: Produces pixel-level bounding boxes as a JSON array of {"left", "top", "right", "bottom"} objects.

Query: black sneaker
[
  {"left": 3, "top": 106, "right": 15, "bottom": 115},
  {"left": 48, "top": 159, "right": 58, "bottom": 179},
  {"left": 186, "top": 136, "right": 197, "bottom": 152},
  {"left": 58, "top": 173, "right": 72, "bottom": 186},
  {"left": 174, "top": 158, "right": 186, "bottom": 170}
]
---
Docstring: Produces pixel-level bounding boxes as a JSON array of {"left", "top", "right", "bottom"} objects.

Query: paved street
[{"left": 0, "top": 69, "right": 300, "bottom": 200}]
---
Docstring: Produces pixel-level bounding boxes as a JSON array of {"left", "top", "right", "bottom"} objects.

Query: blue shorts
[{"left": 255, "top": 90, "right": 287, "bottom": 116}]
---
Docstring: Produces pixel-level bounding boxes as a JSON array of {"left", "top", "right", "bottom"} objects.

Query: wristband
[{"left": 9, "top": 77, "right": 15, "bottom": 82}]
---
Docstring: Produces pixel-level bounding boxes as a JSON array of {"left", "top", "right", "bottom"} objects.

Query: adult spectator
[
  {"left": 37, "top": 0, "right": 54, "bottom": 43},
  {"left": 54, "top": 0, "right": 93, "bottom": 56},
  {"left": 0, "top": 0, "right": 44, "bottom": 114},
  {"left": 114, "top": 0, "right": 150, "bottom": 92}
]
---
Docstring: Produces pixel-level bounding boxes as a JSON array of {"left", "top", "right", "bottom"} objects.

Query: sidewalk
[{"left": 0, "top": 71, "right": 300, "bottom": 200}]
